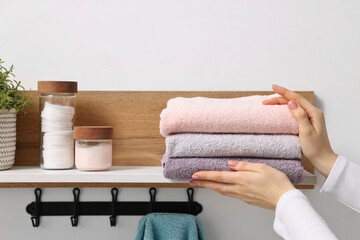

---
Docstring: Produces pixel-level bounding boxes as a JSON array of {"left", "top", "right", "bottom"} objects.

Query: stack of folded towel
[{"left": 159, "top": 94, "right": 303, "bottom": 184}]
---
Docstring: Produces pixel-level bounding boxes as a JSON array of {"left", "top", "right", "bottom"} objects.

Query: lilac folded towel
[
  {"left": 162, "top": 155, "right": 303, "bottom": 184},
  {"left": 160, "top": 94, "right": 298, "bottom": 137},
  {"left": 166, "top": 133, "right": 301, "bottom": 159}
]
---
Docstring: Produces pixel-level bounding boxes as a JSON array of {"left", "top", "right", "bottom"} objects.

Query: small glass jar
[
  {"left": 74, "top": 126, "right": 113, "bottom": 171},
  {"left": 38, "top": 81, "right": 78, "bottom": 169}
]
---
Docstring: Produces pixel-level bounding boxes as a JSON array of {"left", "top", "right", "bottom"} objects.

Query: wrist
[
  {"left": 312, "top": 151, "right": 338, "bottom": 177},
  {"left": 273, "top": 184, "right": 295, "bottom": 210},
  {"left": 323, "top": 152, "right": 338, "bottom": 177}
]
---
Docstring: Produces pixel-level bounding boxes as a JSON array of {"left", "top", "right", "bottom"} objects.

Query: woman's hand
[
  {"left": 190, "top": 161, "right": 295, "bottom": 210},
  {"left": 263, "top": 84, "right": 338, "bottom": 177},
  {"left": 190, "top": 84, "right": 338, "bottom": 210}
]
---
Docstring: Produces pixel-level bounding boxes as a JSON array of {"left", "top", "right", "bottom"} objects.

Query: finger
[
  {"left": 288, "top": 100, "right": 314, "bottom": 134},
  {"left": 192, "top": 171, "right": 241, "bottom": 184},
  {"left": 272, "top": 84, "right": 317, "bottom": 115},
  {"left": 190, "top": 180, "right": 236, "bottom": 194},
  {"left": 272, "top": 84, "right": 325, "bottom": 131},
  {"left": 227, "top": 161, "right": 268, "bottom": 173},
  {"left": 263, "top": 97, "right": 288, "bottom": 105}
]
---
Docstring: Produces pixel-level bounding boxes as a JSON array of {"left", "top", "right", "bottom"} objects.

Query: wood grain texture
[{"left": 13, "top": 91, "right": 314, "bottom": 188}]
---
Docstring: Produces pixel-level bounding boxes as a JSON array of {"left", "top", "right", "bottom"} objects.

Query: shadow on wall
[{"left": 314, "top": 95, "right": 325, "bottom": 111}]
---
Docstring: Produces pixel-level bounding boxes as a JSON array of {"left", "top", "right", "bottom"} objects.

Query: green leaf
[{"left": 0, "top": 59, "right": 35, "bottom": 115}]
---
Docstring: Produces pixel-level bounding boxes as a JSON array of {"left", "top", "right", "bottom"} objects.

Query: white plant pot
[{"left": 0, "top": 108, "right": 16, "bottom": 170}]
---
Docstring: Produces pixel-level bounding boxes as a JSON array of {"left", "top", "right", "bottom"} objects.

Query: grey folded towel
[
  {"left": 162, "top": 154, "right": 304, "bottom": 184},
  {"left": 166, "top": 133, "right": 301, "bottom": 159}
]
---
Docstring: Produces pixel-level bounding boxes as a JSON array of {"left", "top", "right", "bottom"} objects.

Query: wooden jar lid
[
  {"left": 74, "top": 126, "right": 113, "bottom": 140},
  {"left": 38, "top": 81, "right": 78, "bottom": 93}
]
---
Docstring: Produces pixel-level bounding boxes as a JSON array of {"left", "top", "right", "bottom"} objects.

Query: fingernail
[
  {"left": 272, "top": 84, "right": 279, "bottom": 87},
  {"left": 190, "top": 181, "right": 198, "bottom": 186},
  {"left": 288, "top": 100, "right": 298, "bottom": 110},
  {"left": 262, "top": 100, "right": 268, "bottom": 104},
  {"left": 228, "top": 160, "right": 237, "bottom": 167},
  {"left": 192, "top": 174, "right": 200, "bottom": 180}
]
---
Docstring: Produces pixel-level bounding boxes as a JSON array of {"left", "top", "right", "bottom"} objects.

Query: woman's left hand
[{"left": 190, "top": 160, "right": 295, "bottom": 210}]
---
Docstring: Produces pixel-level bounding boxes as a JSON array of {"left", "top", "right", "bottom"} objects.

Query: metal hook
[
  {"left": 70, "top": 188, "right": 80, "bottom": 227},
  {"left": 31, "top": 216, "right": 40, "bottom": 228},
  {"left": 30, "top": 188, "right": 42, "bottom": 227},
  {"left": 187, "top": 188, "right": 194, "bottom": 203},
  {"left": 109, "top": 188, "right": 118, "bottom": 227},
  {"left": 148, "top": 188, "right": 157, "bottom": 213},
  {"left": 187, "top": 188, "right": 195, "bottom": 214}
]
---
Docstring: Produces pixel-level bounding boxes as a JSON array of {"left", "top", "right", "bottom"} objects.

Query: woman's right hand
[{"left": 263, "top": 84, "right": 338, "bottom": 177}]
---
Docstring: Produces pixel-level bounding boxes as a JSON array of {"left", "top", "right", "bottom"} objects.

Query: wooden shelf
[
  {"left": 0, "top": 167, "right": 316, "bottom": 188},
  {"left": 10, "top": 91, "right": 316, "bottom": 189}
]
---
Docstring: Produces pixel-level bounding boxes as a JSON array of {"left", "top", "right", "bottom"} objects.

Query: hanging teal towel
[{"left": 135, "top": 213, "right": 205, "bottom": 240}]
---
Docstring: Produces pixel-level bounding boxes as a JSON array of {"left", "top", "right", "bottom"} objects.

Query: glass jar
[
  {"left": 74, "top": 126, "right": 113, "bottom": 171},
  {"left": 38, "top": 81, "right": 77, "bottom": 169}
]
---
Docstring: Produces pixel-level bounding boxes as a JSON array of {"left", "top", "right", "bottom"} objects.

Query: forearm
[{"left": 274, "top": 189, "right": 337, "bottom": 240}]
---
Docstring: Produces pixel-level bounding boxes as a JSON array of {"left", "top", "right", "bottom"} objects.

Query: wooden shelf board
[{"left": 0, "top": 166, "right": 316, "bottom": 188}]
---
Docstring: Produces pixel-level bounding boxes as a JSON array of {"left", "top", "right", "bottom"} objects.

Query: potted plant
[{"left": 0, "top": 59, "right": 34, "bottom": 170}]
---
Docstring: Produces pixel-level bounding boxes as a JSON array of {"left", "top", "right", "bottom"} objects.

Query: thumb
[
  {"left": 288, "top": 100, "right": 314, "bottom": 134},
  {"left": 228, "top": 160, "right": 267, "bottom": 172}
]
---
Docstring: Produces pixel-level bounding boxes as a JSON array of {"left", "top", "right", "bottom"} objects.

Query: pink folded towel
[{"left": 160, "top": 94, "right": 298, "bottom": 137}]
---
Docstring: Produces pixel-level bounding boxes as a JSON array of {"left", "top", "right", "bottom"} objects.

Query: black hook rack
[{"left": 26, "top": 187, "right": 202, "bottom": 227}]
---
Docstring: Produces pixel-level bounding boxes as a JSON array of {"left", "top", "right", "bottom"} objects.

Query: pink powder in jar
[
  {"left": 75, "top": 141, "right": 112, "bottom": 171},
  {"left": 74, "top": 126, "right": 113, "bottom": 171}
]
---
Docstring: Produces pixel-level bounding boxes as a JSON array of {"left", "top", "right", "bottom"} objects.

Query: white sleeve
[
  {"left": 273, "top": 189, "right": 337, "bottom": 240},
  {"left": 320, "top": 155, "right": 360, "bottom": 212}
]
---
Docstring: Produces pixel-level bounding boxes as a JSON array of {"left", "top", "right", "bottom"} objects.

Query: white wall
[{"left": 1, "top": 0, "right": 360, "bottom": 239}]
